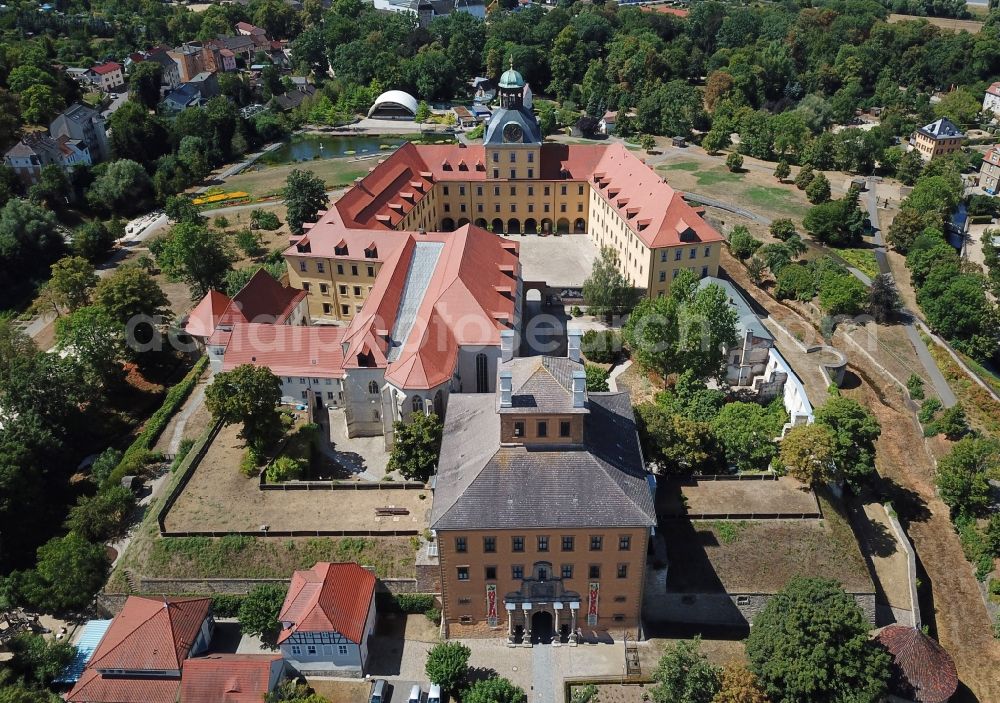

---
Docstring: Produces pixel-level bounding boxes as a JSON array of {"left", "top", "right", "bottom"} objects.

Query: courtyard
[
  {"left": 162, "top": 421, "right": 429, "bottom": 535},
  {"left": 513, "top": 233, "right": 599, "bottom": 288}
]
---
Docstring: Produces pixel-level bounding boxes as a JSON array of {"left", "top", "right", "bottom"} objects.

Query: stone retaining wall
[
  {"left": 649, "top": 592, "right": 877, "bottom": 627},
  {"left": 884, "top": 502, "right": 921, "bottom": 629}
]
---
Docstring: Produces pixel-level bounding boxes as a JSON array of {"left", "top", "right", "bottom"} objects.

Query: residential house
[
  {"left": 65, "top": 596, "right": 213, "bottom": 703},
  {"left": 912, "top": 118, "right": 964, "bottom": 161},
  {"left": 50, "top": 102, "right": 109, "bottom": 162},
  {"left": 180, "top": 654, "right": 286, "bottom": 703},
  {"left": 236, "top": 21, "right": 268, "bottom": 38},
  {"left": 430, "top": 332, "right": 657, "bottom": 642},
  {"left": 277, "top": 562, "right": 377, "bottom": 677},
  {"left": 981, "top": 146, "right": 1000, "bottom": 195},
  {"left": 201, "top": 43, "right": 238, "bottom": 73},
  {"left": 168, "top": 44, "right": 207, "bottom": 83},
  {"left": 272, "top": 83, "right": 316, "bottom": 112},
  {"left": 188, "top": 71, "right": 220, "bottom": 99},
  {"left": 89, "top": 61, "right": 124, "bottom": 91},
  {"left": 159, "top": 72, "right": 219, "bottom": 114},
  {"left": 183, "top": 268, "right": 308, "bottom": 366},
  {"left": 983, "top": 81, "right": 1000, "bottom": 118},
  {"left": 3, "top": 133, "right": 91, "bottom": 187}
]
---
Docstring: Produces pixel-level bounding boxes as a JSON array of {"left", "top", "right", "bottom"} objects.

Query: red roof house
[
  {"left": 276, "top": 562, "right": 377, "bottom": 676},
  {"left": 180, "top": 654, "right": 285, "bottom": 703},
  {"left": 90, "top": 62, "right": 123, "bottom": 76},
  {"left": 65, "top": 596, "right": 213, "bottom": 703},
  {"left": 875, "top": 625, "right": 958, "bottom": 703}
]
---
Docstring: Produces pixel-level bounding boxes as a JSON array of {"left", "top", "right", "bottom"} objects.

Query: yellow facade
[{"left": 285, "top": 253, "right": 381, "bottom": 322}]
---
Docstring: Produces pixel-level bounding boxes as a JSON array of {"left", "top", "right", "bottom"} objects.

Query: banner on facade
[
  {"left": 587, "top": 582, "right": 599, "bottom": 627},
  {"left": 486, "top": 584, "right": 498, "bottom": 627}
]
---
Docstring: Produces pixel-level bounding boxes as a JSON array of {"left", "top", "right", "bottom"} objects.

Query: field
[
  {"left": 657, "top": 159, "right": 810, "bottom": 221},
  {"left": 212, "top": 157, "right": 372, "bottom": 199},
  {"left": 888, "top": 13, "right": 984, "bottom": 32}
]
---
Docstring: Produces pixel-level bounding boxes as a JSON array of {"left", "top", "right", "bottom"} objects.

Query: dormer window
[
  {"left": 334, "top": 244, "right": 348, "bottom": 256},
  {"left": 364, "top": 246, "right": 377, "bottom": 259}
]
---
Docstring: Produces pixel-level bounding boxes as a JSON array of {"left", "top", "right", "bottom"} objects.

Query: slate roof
[
  {"left": 918, "top": 117, "right": 964, "bottom": 140},
  {"left": 484, "top": 105, "right": 543, "bottom": 146},
  {"left": 431, "top": 390, "right": 656, "bottom": 530},
  {"left": 180, "top": 654, "right": 282, "bottom": 703},
  {"left": 499, "top": 355, "right": 585, "bottom": 414},
  {"left": 876, "top": 625, "right": 958, "bottom": 703},
  {"left": 278, "top": 562, "right": 376, "bottom": 644}
]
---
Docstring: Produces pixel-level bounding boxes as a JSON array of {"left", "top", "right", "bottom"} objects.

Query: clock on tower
[{"left": 502, "top": 122, "right": 524, "bottom": 144}]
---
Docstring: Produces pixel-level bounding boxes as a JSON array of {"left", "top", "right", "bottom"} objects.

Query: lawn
[
  {"left": 837, "top": 248, "right": 880, "bottom": 279},
  {"left": 743, "top": 185, "right": 809, "bottom": 217},
  {"left": 214, "top": 157, "right": 372, "bottom": 199},
  {"left": 141, "top": 534, "right": 415, "bottom": 580},
  {"left": 661, "top": 160, "right": 701, "bottom": 172},
  {"left": 693, "top": 168, "right": 741, "bottom": 187}
]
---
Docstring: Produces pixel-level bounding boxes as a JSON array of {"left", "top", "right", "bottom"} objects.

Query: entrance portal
[{"left": 531, "top": 611, "right": 553, "bottom": 645}]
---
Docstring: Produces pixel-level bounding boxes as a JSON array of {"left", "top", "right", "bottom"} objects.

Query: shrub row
[
  {"left": 581, "top": 329, "right": 620, "bottom": 364},
  {"left": 394, "top": 593, "right": 435, "bottom": 613},
  {"left": 103, "top": 356, "right": 209, "bottom": 490},
  {"left": 211, "top": 593, "right": 246, "bottom": 617}
]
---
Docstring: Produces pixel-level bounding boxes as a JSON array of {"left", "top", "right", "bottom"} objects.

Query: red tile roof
[
  {"left": 987, "top": 81, "right": 1000, "bottom": 97},
  {"left": 876, "top": 625, "right": 958, "bottom": 703},
  {"left": 278, "top": 562, "right": 376, "bottom": 644},
  {"left": 91, "top": 62, "right": 122, "bottom": 75},
  {"left": 221, "top": 323, "right": 346, "bottom": 378},
  {"left": 180, "top": 654, "right": 283, "bottom": 703},
  {"left": 66, "top": 668, "right": 181, "bottom": 703},
  {"left": 185, "top": 290, "right": 232, "bottom": 338},
  {"left": 338, "top": 225, "right": 520, "bottom": 390},
  {"left": 183, "top": 270, "right": 306, "bottom": 340}
]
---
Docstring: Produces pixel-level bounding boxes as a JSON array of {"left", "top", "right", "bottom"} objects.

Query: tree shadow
[
  {"left": 466, "top": 666, "right": 500, "bottom": 686},
  {"left": 870, "top": 476, "right": 931, "bottom": 527}
]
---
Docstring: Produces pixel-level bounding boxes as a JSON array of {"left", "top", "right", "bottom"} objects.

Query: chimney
[
  {"left": 500, "top": 329, "right": 515, "bottom": 362},
  {"left": 567, "top": 328, "right": 581, "bottom": 363},
  {"left": 572, "top": 369, "right": 586, "bottom": 408},
  {"left": 499, "top": 371, "right": 513, "bottom": 408}
]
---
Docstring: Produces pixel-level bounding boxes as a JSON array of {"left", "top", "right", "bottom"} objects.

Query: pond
[{"left": 262, "top": 133, "right": 456, "bottom": 164}]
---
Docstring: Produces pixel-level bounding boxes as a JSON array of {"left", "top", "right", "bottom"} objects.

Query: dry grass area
[
  {"left": 163, "top": 421, "right": 430, "bottom": 533},
  {"left": 888, "top": 13, "right": 984, "bottom": 32},
  {"left": 658, "top": 477, "right": 819, "bottom": 517},
  {"left": 614, "top": 363, "right": 661, "bottom": 404},
  {"left": 217, "top": 158, "right": 371, "bottom": 199},
  {"left": 664, "top": 494, "right": 872, "bottom": 594},
  {"left": 922, "top": 335, "right": 1000, "bottom": 438},
  {"left": 306, "top": 679, "right": 371, "bottom": 703}
]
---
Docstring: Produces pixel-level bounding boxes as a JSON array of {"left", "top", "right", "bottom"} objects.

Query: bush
[
  {"left": 395, "top": 593, "right": 435, "bottom": 613},
  {"left": 925, "top": 404, "right": 969, "bottom": 440},
  {"left": 265, "top": 456, "right": 303, "bottom": 483},
  {"left": 906, "top": 374, "right": 925, "bottom": 400},
  {"left": 955, "top": 515, "right": 994, "bottom": 582},
  {"left": 425, "top": 606, "right": 441, "bottom": 624},
  {"left": 580, "top": 329, "right": 620, "bottom": 363},
  {"left": 170, "top": 438, "right": 195, "bottom": 472},
  {"left": 241, "top": 447, "right": 262, "bottom": 477},
  {"left": 211, "top": 593, "right": 246, "bottom": 617},
  {"left": 918, "top": 397, "right": 942, "bottom": 424},
  {"left": 725, "top": 152, "right": 743, "bottom": 172},
  {"left": 104, "top": 357, "right": 208, "bottom": 490}
]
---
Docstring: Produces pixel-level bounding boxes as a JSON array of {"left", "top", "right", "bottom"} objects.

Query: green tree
[
  {"left": 868, "top": 273, "right": 900, "bottom": 323},
  {"left": 152, "top": 221, "right": 233, "bottom": 297},
  {"left": 584, "top": 364, "right": 609, "bottom": 392},
  {"left": 7, "top": 66, "right": 56, "bottom": 94},
  {"left": 388, "top": 411, "right": 443, "bottom": 482},
  {"left": 107, "top": 101, "right": 170, "bottom": 167},
  {"left": 73, "top": 221, "right": 116, "bottom": 263},
  {"left": 464, "top": 677, "right": 526, "bottom": 703},
  {"left": 7, "top": 633, "right": 76, "bottom": 687},
  {"left": 769, "top": 219, "right": 796, "bottom": 241},
  {"left": 710, "top": 401, "right": 786, "bottom": 472},
  {"left": 55, "top": 306, "right": 128, "bottom": 386},
  {"left": 28, "top": 165, "right": 70, "bottom": 211},
  {"left": 415, "top": 101, "right": 431, "bottom": 123},
  {"left": 250, "top": 209, "right": 282, "bottom": 231},
  {"left": 728, "top": 226, "right": 761, "bottom": 261},
  {"left": 935, "top": 437, "right": 1000, "bottom": 517},
  {"left": 701, "top": 126, "right": 729, "bottom": 155},
  {"left": 238, "top": 584, "right": 288, "bottom": 648},
  {"left": 775, "top": 263, "right": 816, "bottom": 301},
  {"left": 42, "top": 256, "right": 97, "bottom": 313},
  {"left": 886, "top": 209, "right": 935, "bottom": 253},
  {"left": 64, "top": 485, "right": 135, "bottom": 542},
  {"left": 93, "top": 265, "right": 171, "bottom": 327},
  {"left": 623, "top": 273, "right": 738, "bottom": 380},
  {"left": 206, "top": 364, "right": 283, "bottom": 453},
  {"left": 582, "top": 247, "right": 639, "bottom": 319},
  {"left": 818, "top": 271, "right": 867, "bottom": 316},
  {"left": 20, "top": 533, "right": 108, "bottom": 613},
  {"left": 636, "top": 403, "right": 720, "bottom": 475},
  {"left": 640, "top": 134, "right": 656, "bottom": 152},
  {"left": 235, "top": 229, "right": 265, "bottom": 258},
  {"left": 746, "top": 577, "right": 891, "bottom": 703},
  {"left": 747, "top": 256, "right": 766, "bottom": 284},
  {"left": 651, "top": 638, "right": 720, "bottom": 703},
  {"left": 86, "top": 159, "right": 155, "bottom": 216},
  {"left": 20, "top": 84, "right": 63, "bottom": 124},
  {"left": 773, "top": 159, "right": 790, "bottom": 182},
  {"left": 0, "top": 682, "right": 62, "bottom": 702},
  {"left": 805, "top": 172, "right": 831, "bottom": 203},
  {"left": 793, "top": 164, "right": 815, "bottom": 190},
  {"left": 725, "top": 152, "right": 743, "bottom": 172},
  {"left": 779, "top": 423, "right": 837, "bottom": 486},
  {"left": 425, "top": 641, "right": 471, "bottom": 695},
  {"left": 165, "top": 195, "right": 205, "bottom": 225},
  {"left": 284, "top": 169, "right": 329, "bottom": 235},
  {"left": 129, "top": 61, "right": 163, "bottom": 110},
  {"left": 813, "top": 395, "right": 880, "bottom": 487},
  {"left": 895, "top": 149, "right": 924, "bottom": 186}
]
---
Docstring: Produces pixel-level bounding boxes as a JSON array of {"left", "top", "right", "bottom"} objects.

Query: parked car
[
  {"left": 408, "top": 684, "right": 422, "bottom": 703},
  {"left": 370, "top": 679, "right": 387, "bottom": 703},
  {"left": 427, "top": 683, "right": 441, "bottom": 703}
]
